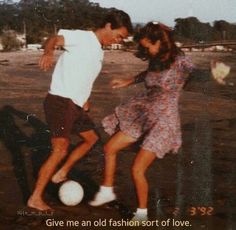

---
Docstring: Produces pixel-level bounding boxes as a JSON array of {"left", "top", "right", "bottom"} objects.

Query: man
[{"left": 27, "top": 10, "right": 132, "bottom": 211}]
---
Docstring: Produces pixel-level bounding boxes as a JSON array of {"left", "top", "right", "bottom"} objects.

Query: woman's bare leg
[
  {"left": 89, "top": 131, "right": 136, "bottom": 206},
  {"left": 102, "top": 131, "right": 136, "bottom": 186},
  {"left": 132, "top": 148, "right": 156, "bottom": 208}
]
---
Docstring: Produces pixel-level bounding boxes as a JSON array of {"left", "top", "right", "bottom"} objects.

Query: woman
[{"left": 89, "top": 22, "right": 195, "bottom": 221}]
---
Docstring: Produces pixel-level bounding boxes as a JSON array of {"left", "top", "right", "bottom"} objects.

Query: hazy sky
[{"left": 91, "top": 0, "right": 236, "bottom": 26}]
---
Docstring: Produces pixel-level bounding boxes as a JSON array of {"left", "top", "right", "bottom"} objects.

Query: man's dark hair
[{"left": 101, "top": 10, "right": 133, "bottom": 34}]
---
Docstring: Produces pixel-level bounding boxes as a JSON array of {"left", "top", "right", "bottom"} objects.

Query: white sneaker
[
  {"left": 89, "top": 191, "right": 116, "bottom": 206},
  {"left": 131, "top": 212, "right": 148, "bottom": 222}
]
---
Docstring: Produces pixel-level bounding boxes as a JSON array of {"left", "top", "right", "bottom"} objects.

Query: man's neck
[{"left": 94, "top": 28, "right": 104, "bottom": 45}]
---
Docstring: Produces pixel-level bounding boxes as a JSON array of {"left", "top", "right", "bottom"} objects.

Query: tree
[
  {"left": 213, "top": 20, "right": 236, "bottom": 40},
  {"left": 15, "top": 0, "right": 110, "bottom": 43},
  {"left": 0, "top": 1, "right": 21, "bottom": 33},
  {"left": 1, "top": 30, "right": 20, "bottom": 51},
  {"left": 174, "top": 17, "right": 214, "bottom": 42}
]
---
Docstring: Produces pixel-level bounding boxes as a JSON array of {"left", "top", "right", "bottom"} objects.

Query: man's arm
[{"left": 39, "top": 35, "right": 64, "bottom": 71}]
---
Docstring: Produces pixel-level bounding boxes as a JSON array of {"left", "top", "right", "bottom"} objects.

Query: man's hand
[
  {"left": 83, "top": 101, "right": 90, "bottom": 111},
  {"left": 39, "top": 54, "right": 54, "bottom": 71},
  {"left": 110, "top": 78, "right": 134, "bottom": 89},
  {"left": 38, "top": 35, "right": 64, "bottom": 71}
]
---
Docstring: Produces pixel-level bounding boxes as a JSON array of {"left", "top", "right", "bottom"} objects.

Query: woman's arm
[
  {"left": 110, "top": 70, "right": 149, "bottom": 89},
  {"left": 133, "top": 70, "right": 148, "bottom": 84},
  {"left": 39, "top": 35, "right": 64, "bottom": 71}
]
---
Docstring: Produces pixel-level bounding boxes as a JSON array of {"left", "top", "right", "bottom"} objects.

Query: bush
[{"left": 1, "top": 30, "right": 20, "bottom": 51}]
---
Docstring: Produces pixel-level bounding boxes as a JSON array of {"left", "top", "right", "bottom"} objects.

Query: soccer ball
[{"left": 58, "top": 180, "right": 84, "bottom": 206}]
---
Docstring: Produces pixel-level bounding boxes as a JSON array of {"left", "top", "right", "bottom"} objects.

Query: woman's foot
[
  {"left": 130, "top": 208, "right": 148, "bottom": 222},
  {"left": 131, "top": 212, "right": 148, "bottom": 221},
  {"left": 89, "top": 186, "right": 116, "bottom": 206},
  {"left": 51, "top": 170, "right": 67, "bottom": 184},
  {"left": 27, "top": 196, "right": 53, "bottom": 211}
]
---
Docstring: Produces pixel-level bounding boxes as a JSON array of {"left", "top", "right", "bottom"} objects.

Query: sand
[{"left": 0, "top": 50, "right": 236, "bottom": 229}]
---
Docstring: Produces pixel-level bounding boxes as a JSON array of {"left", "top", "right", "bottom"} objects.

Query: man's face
[{"left": 102, "top": 23, "right": 128, "bottom": 45}]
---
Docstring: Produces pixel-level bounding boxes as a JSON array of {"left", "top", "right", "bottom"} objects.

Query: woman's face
[{"left": 139, "top": 38, "right": 160, "bottom": 57}]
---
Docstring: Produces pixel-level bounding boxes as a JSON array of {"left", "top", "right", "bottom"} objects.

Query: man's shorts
[{"left": 44, "top": 94, "right": 95, "bottom": 138}]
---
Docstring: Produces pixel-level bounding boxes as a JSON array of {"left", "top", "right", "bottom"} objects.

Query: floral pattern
[{"left": 102, "top": 56, "right": 194, "bottom": 158}]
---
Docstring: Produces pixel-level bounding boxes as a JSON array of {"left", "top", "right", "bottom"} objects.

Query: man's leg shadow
[{"left": 0, "top": 106, "right": 98, "bottom": 204}]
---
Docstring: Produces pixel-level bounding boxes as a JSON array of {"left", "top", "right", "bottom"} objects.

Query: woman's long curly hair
[{"left": 134, "top": 22, "right": 183, "bottom": 71}]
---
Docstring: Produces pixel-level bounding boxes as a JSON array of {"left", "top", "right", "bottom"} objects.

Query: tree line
[
  {"left": 0, "top": 0, "right": 110, "bottom": 43},
  {"left": 0, "top": 0, "right": 236, "bottom": 44},
  {"left": 174, "top": 17, "right": 236, "bottom": 43}
]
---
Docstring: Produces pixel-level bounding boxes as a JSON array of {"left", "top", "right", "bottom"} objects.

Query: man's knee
[
  {"left": 51, "top": 137, "right": 70, "bottom": 157},
  {"left": 81, "top": 131, "right": 99, "bottom": 147}
]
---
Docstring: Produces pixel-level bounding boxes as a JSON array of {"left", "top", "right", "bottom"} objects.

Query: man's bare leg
[
  {"left": 27, "top": 137, "right": 69, "bottom": 211},
  {"left": 51, "top": 130, "right": 98, "bottom": 183}
]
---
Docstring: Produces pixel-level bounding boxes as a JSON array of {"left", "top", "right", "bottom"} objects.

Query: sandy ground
[{"left": 0, "top": 50, "right": 236, "bottom": 229}]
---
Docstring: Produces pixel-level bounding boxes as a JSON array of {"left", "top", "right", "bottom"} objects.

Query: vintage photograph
[{"left": 0, "top": 0, "right": 235, "bottom": 229}]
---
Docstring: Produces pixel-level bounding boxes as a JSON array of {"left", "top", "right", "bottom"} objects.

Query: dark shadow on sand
[
  {"left": 0, "top": 106, "right": 98, "bottom": 203},
  {"left": 0, "top": 106, "right": 133, "bottom": 219}
]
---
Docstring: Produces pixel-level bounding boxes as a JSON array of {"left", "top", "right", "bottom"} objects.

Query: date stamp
[{"left": 173, "top": 206, "right": 214, "bottom": 216}]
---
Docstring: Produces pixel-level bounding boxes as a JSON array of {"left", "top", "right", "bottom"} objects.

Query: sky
[{"left": 91, "top": 0, "right": 236, "bottom": 26}]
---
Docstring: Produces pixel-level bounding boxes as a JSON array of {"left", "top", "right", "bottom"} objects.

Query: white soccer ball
[{"left": 58, "top": 180, "right": 84, "bottom": 206}]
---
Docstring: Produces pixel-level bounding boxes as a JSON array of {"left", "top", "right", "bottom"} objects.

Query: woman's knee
[
  {"left": 103, "top": 142, "right": 118, "bottom": 155},
  {"left": 132, "top": 164, "right": 145, "bottom": 179},
  {"left": 132, "top": 149, "right": 156, "bottom": 179}
]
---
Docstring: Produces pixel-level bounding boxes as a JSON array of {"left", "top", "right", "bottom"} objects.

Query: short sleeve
[{"left": 58, "top": 29, "right": 82, "bottom": 47}]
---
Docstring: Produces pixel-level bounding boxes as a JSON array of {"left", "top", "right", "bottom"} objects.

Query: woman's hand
[
  {"left": 110, "top": 78, "right": 134, "bottom": 89},
  {"left": 211, "top": 60, "right": 230, "bottom": 85}
]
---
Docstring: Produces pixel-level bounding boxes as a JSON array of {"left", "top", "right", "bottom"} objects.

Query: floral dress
[{"left": 102, "top": 56, "right": 194, "bottom": 158}]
